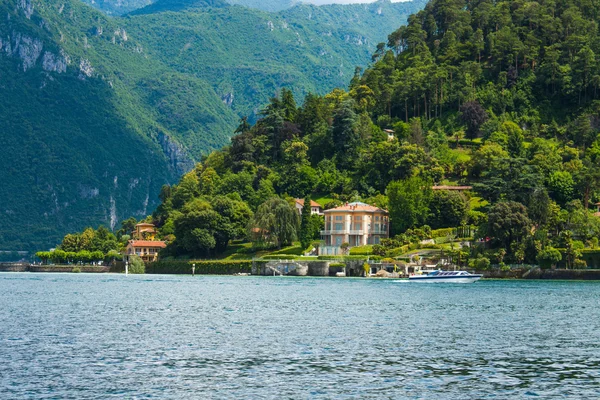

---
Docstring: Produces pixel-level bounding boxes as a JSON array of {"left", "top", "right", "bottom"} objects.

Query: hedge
[
  {"left": 431, "top": 228, "right": 455, "bottom": 238},
  {"left": 317, "top": 255, "right": 382, "bottom": 261},
  {"left": 259, "top": 254, "right": 301, "bottom": 260},
  {"left": 146, "top": 260, "right": 252, "bottom": 275},
  {"left": 349, "top": 245, "right": 373, "bottom": 255}
]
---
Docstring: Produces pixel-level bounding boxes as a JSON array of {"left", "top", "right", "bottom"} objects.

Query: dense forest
[{"left": 126, "top": 0, "right": 600, "bottom": 267}]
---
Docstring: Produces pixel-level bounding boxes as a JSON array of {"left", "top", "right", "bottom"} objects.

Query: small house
[{"left": 294, "top": 199, "right": 324, "bottom": 216}]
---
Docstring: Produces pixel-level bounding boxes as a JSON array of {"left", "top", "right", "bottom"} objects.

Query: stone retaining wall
[{"left": 29, "top": 265, "right": 111, "bottom": 273}]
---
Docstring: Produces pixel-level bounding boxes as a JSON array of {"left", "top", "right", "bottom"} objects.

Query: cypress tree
[{"left": 299, "top": 196, "right": 312, "bottom": 250}]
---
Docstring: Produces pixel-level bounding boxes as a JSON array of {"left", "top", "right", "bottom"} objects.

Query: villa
[
  {"left": 320, "top": 202, "right": 389, "bottom": 255},
  {"left": 125, "top": 240, "right": 166, "bottom": 263},
  {"left": 124, "top": 222, "right": 166, "bottom": 262}
]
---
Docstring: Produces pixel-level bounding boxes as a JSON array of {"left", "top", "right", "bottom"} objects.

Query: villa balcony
[
  {"left": 320, "top": 230, "right": 346, "bottom": 235},
  {"left": 321, "top": 229, "right": 386, "bottom": 236}
]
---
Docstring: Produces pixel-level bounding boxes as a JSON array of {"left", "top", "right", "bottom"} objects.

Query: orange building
[
  {"left": 320, "top": 202, "right": 389, "bottom": 255},
  {"left": 125, "top": 240, "right": 167, "bottom": 263},
  {"left": 134, "top": 223, "right": 157, "bottom": 240}
]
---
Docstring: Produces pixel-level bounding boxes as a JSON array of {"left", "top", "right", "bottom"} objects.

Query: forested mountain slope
[
  {"left": 125, "top": 0, "right": 427, "bottom": 120},
  {"left": 135, "top": 0, "right": 600, "bottom": 266},
  {"left": 0, "top": 0, "right": 238, "bottom": 251}
]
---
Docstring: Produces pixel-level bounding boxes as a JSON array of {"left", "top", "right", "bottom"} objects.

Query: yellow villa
[
  {"left": 134, "top": 222, "right": 158, "bottom": 240},
  {"left": 125, "top": 240, "right": 166, "bottom": 263},
  {"left": 320, "top": 202, "right": 389, "bottom": 255},
  {"left": 124, "top": 222, "right": 166, "bottom": 262}
]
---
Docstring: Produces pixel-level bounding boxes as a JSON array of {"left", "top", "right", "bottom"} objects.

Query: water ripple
[{"left": 0, "top": 274, "right": 599, "bottom": 398}]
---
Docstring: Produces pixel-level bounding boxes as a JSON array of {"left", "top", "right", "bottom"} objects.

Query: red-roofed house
[
  {"left": 294, "top": 199, "right": 324, "bottom": 216},
  {"left": 320, "top": 202, "right": 389, "bottom": 255},
  {"left": 125, "top": 240, "right": 167, "bottom": 263}
]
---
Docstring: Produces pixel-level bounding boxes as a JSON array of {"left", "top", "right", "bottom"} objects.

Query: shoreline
[{"left": 3, "top": 264, "right": 600, "bottom": 280}]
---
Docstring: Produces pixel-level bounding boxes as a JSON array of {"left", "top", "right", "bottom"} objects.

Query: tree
[
  {"left": 251, "top": 198, "right": 298, "bottom": 248},
  {"left": 460, "top": 101, "right": 488, "bottom": 139},
  {"left": 486, "top": 201, "right": 532, "bottom": 253},
  {"left": 536, "top": 247, "right": 562, "bottom": 269},
  {"left": 548, "top": 170, "right": 575, "bottom": 205},
  {"left": 128, "top": 255, "right": 145, "bottom": 274},
  {"left": 299, "top": 197, "right": 313, "bottom": 250},
  {"left": 528, "top": 188, "right": 550, "bottom": 226},
  {"left": 387, "top": 176, "right": 432, "bottom": 235},
  {"left": 427, "top": 190, "right": 468, "bottom": 229},
  {"left": 35, "top": 251, "right": 51, "bottom": 264},
  {"left": 332, "top": 100, "right": 360, "bottom": 169}
]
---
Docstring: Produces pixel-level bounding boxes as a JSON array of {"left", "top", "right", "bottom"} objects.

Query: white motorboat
[{"left": 409, "top": 270, "right": 482, "bottom": 283}]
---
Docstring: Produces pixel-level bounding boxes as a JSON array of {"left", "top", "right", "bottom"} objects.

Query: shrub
[
  {"left": 470, "top": 257, "right": 490, "bottom": 270},
  {"left": 72, "top": 267, "right": 81, "bottom": 273},
  {"left": 431, "top": 228, "right": 454, "bottom": 238},
  {"left": 128, "top": 255, "right": 146, "bottom": 274},
  {"left": 349, "top": 245, "right": 374, "bottom": 255},
  {"left": 536, "top": 247, "right": 562, "bottom": 269},
  {"left": 260, "top": 254, "right": 300, "bottom": 260}
]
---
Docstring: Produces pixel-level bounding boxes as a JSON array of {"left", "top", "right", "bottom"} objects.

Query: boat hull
[{"left": 409, "top": 276, "right": 481, "bottom": 283}]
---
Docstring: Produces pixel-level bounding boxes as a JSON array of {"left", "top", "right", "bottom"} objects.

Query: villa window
[
  {"left": 335, "top": 216, "right": 343, "bottom": 221},
  {"left": 335, "top": 223, "right": 343, "bottom": 231}
]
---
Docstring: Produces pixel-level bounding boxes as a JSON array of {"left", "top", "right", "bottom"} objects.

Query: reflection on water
[{"left": 0, "top": 274, "right": 599, "bottom": 398}]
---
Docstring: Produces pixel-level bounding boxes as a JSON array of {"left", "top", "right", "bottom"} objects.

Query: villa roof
[
  {"left": 135, "top": 222, "right": 156, "bottom": 227},
  {"left": 128, "top": 240, "right": 166, "bottom": 248},
  {"left": 431, "top": 185, "right": 473, "bottom": 191},
  {"left": 295, "top": 199, "right": 322, "bottom": 208},
  {"left": 325, "top": 202, "right": 387, "bottom": 213}
]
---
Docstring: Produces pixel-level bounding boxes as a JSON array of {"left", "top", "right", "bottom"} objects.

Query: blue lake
[{"left": 0, "top": 273, "right": 599, "bottom": 398}]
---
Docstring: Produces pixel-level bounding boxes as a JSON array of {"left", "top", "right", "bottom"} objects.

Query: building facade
[
  {"left": 320, "top": 202, "right": 389, "bottom": 255},
  {"left": 125, "top": 240, "right": 167, "bottom": 263},
  {"left": 294, "top": 199, "right": 324, "bottom": 216}
]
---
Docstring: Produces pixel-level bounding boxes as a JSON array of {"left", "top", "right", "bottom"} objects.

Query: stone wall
[
  {"left": 28, "top": 265, "right": 111, "bottom": 273},
  {"left": 0, "top": 263, "right": 28, "bottom": 272}
]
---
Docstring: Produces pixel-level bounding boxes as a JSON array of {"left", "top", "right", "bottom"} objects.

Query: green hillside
[
  {"left": 0, "top": 0, "right": 238, "bottom": 252},
  {"left": 121, "top": 0, "right": 600, "bottom": 268},
  {"left": 125, "top": 0, "right": 427, "bottom": 120}
]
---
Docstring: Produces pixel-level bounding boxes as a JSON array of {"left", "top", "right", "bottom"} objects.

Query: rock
[
  {"left": 17, "top": 0, "right": 34, "bottom": 20},
  {"left": 375, "top": 269, "right": 390, "bottom": 278},
  {"left": 42, "top": 50, "right": 69, "bottom": 73},
  {"left": 79, "top": 58, "right": 94, "bottom": 78}
]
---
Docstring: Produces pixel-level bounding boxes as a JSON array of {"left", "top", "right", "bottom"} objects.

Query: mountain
[
  {"left": 0, "top": 0, "right": 238, "bottom": 252},
  {"left": 1, "top": 0, "right": 424, "bottom": 252},
  {"left": 128, "top": 0, "right": 229, "bottom": 14},
  {"left": 80, "top": 0, "right": 153, "bottom": 15},
  {"left": 125, "top": 0, "right": 427, "bottom": 120}
]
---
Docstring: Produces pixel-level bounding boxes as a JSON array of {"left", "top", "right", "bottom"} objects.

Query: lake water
[{"left": 0, "top": 273, "right": 599, "bottom": 399}]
